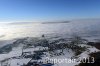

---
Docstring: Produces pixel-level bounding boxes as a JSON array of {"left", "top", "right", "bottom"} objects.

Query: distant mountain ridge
[{"left": 42, "top": 21, "right": 70, "bottom": 24}]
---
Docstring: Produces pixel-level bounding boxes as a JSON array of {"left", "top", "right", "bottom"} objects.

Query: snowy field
[{"left": 0, "top": 40, "right": 99, "bottom": 66}]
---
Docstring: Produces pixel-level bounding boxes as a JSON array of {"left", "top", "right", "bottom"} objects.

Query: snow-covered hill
[
  {"left": 0, "top": 19, "right": 100, "bottom": 66},
  {"left": 0, "top": 36, "right": 99, "bottom": 66}
]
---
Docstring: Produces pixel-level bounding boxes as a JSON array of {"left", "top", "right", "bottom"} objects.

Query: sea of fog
[
  {"left": 0, "top": 19, "right": 100, "bottom": 45},
  {"left": 0, "top": 22, "right": 73, "bottom": 40}
]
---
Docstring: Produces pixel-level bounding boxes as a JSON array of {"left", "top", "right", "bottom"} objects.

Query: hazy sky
[{"left": 0, "top": 0, "right": 100, "bottom": 22}]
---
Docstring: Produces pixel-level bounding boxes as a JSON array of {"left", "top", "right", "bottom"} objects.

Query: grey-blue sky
[{"left": 0, "top": 0, "right": 100, "bottom": 22}]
